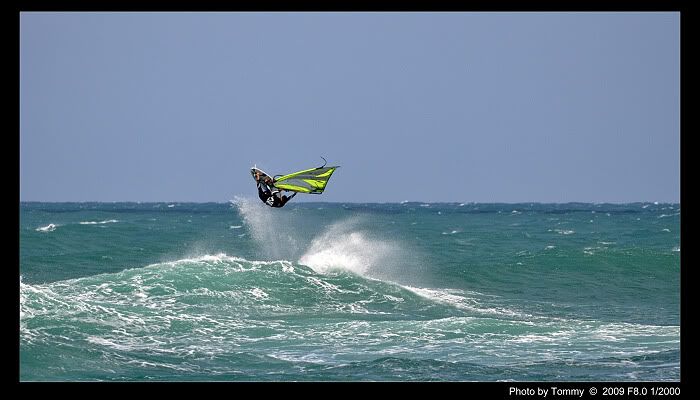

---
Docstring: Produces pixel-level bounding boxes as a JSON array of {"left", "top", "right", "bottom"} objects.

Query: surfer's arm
[{"left": 278, "top": 191, "right": 296, "bottom": 207}]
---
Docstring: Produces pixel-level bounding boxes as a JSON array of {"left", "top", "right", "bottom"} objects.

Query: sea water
[{"left": 20, "top": 200, "right": 680, "bottom": 381}]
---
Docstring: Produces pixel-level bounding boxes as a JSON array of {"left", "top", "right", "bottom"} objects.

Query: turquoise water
[{"left": 19, "top": 200, "right": 680, "bottom": 381}]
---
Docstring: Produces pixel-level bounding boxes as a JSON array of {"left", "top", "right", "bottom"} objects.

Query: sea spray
[
  {"left": 233, "top": 197, "right": 301, "bottom": 260},
  {"left": 299, "top": 217, "right": 398, "bottom": 276},
  {"left": 235, "top": 199, "right": 427, "bottom": 284}
]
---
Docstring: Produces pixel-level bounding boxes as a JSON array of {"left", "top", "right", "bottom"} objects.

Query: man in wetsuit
[{"left": 256, "top": 171, "right": 296, "bottom": 208}]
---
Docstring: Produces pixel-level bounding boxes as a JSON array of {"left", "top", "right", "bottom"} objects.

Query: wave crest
[{"left": 299, "top": 220, "right": 398, "bottom": 276}]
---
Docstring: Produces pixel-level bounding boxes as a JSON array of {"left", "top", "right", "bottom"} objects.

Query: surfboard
[{"left": 250, "top": 166, "right": 273, "bottom": 185}]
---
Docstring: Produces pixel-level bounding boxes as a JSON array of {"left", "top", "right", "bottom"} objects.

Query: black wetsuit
[{"left": 257, "top": 182, "right": 295, "bottom": 208}]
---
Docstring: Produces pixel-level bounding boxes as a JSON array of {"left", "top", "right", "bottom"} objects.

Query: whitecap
[
  {"left": 298, "top": 217, "right": 403, "bottom": 277},
  {"left": 249, "top": 288, "right": 269, "bottom": 300},
  {"left": 79, "top": 219, "right": 119, "bottom": 225},
  {"left": 658, "top": 213, "right": 679, "bottom": 218},
  {"left": 555, "top": 229, "right": 575, "bottom": 235},
  {"left": 35, "top": 223, "right": 57, "bottom": 232}
]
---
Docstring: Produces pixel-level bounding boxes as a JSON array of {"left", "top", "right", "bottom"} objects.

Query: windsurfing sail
[{"left": 272, "top": 164, "right": 339, "bottom": 194}]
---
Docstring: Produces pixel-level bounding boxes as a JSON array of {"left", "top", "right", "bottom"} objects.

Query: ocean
[{"left": 19, "top": 200, "right": 680, "bottom": 381}]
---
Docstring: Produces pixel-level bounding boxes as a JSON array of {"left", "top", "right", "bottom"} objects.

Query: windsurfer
[{"left": 256, "top": 171, "right": 296, "bottom": 208}]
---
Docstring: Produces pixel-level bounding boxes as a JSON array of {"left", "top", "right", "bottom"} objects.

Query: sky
[{"left": 20, "top": 12, "right": 680, "bottom": 203}]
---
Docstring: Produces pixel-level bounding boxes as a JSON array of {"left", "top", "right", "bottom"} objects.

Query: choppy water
[{"left": 20, "top": 200, "right": 680, "bottom": 381}]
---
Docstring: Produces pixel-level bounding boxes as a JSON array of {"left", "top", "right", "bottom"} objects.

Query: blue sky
[{"left": 20, "top": 12, "right": 679, "bottom": 203}]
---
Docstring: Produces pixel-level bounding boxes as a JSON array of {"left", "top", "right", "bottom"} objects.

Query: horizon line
[{"left": 19, "top": 200, "right": 681, "bottom": 205}]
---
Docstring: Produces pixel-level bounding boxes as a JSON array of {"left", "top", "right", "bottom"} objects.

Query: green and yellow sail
[{"left": 273, "top": 166, "right": 339, "bottom": 194}]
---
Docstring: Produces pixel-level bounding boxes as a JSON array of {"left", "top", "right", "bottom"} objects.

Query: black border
[{"left": 15, "top": 1, "right": 687, "bottom": 396}]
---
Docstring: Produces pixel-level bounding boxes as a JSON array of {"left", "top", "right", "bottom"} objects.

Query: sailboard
[
  {"left": 250, "top": 166, "right": 273, "bottom": 185},
  {"left": 251, "top": 158, "right": 339, "bottom": 194}
]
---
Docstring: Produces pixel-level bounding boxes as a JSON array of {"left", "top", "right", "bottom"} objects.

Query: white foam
[
  {"left": 79, "top": 219, "right": 119, "bottom": 225},
  {"left": 404, "top": 286, "right": 529, "bottom": 318},
  {"left": 583, "top": 246, "right": 602, "bottom": 255},
  {"left": 299, "top": 218, "right": 400, "bottom": 277},
  {"left": 36, "top": 223, "right": 57, "bottom": 232},
  {"left": 282, "top": 263, "right": 294, "bottom": 273},
  {"left": 148, "top": 253, "right": 251, "bottom": 270},
  {"left": 305, "top": 276, "right": 342, "bottom": 293},
  {"left": 300, "top": 231, "right": 394, "bottom": 276},
  {"left": 658, "top": 213, "right": 679, "bottom": 218},
  {"left": 249, "top": 288, "right": 269, "bottom": 300},
  {"left": 86, "top": 336, "right": 135, "bottom": 351},
  {"left": 229, "top": 225, "right": 242, "bottom": 229}
]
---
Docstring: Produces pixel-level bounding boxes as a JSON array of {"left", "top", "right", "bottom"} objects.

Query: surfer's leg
[{"left": 258, "top": 184, "right": 270, "bottom": 202}]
